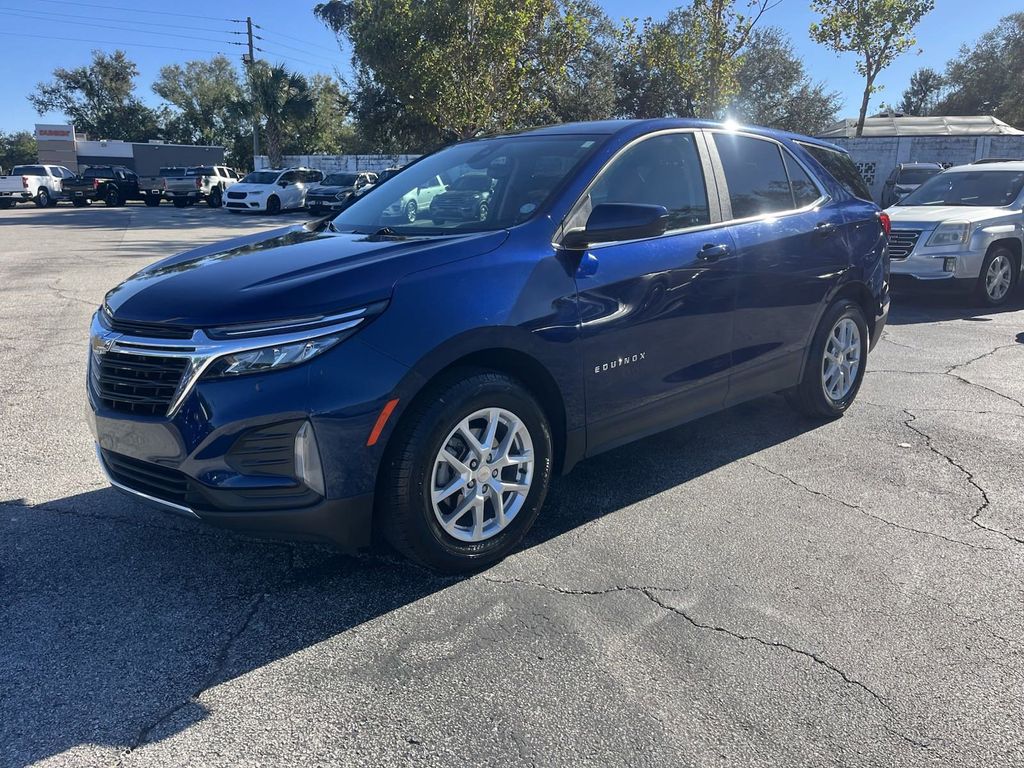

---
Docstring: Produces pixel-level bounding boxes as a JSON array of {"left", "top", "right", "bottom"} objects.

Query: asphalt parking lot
[{"left": 2, "top": 202, "right": 1023, "bottom": 768}]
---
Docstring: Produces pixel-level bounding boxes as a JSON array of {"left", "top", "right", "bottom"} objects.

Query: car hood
[
  {"left": 104, "top": 221, "right": 509, "bottom": 328},
  {"left": 309, "top": 185, "right": 352, "bottom": 196},
  {"left": 886, "top": 205, "right": 1018, "bottom": 226},
  {"left": 228, "top": 183, "right": 274, "bottom": 194}
]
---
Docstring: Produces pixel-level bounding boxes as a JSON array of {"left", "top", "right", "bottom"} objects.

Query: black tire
[
  {"left": 478, "top": 201, "right": 489, "bottom": 221},
  {"left": 405, "top": 199, "right": 417, "bottom": 222},
  {"left": 71, "top": 198, "right": 87, "bottom": 208},
  {"left": 379, "top": 370, "right": 553, "bottom": 573},
  {"left": 35, "top": 188, "right": 51, "bottom": 208},
  {"left": 785, "top": 299, "right": 869, "bottom": 419},
  {"left": 172, "top": 198, "right": 188, "bottom": 208},
  {"left": 207, "top": 187, "right": 223, "bottom": 208},
  {"left": 103, "top": 186, "right": 121, "bottom": 207},
  {"left": 0, "top": 199, "right": 12, "bottom": 209},
  {"left": 266, "top": 195, "right": 281, "bottom": 215},
  {"left": 974, "top": 245, "right": 1019, "bottom": 307},
  {"left": 144, "top": 195, "right": 161, "bottom": 207}
]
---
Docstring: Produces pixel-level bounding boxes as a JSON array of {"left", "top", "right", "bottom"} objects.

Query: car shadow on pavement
[
  {"left": 887, "top": 289, "right": 1024, "bottom": 324},
  {"left": 0, "top": 203, "right": 315, "bottom": 233},
  {"left": 1, "top": 395, "right": 817, "bottom": 764}
]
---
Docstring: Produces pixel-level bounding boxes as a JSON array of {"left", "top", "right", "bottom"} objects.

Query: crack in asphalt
[
  {"left": 125, "top": 592, "right": 266, "bottom": 757},
  {"left": 484, "top": 577, "right": 895, "bottom": 707},
  {"left": 746, "top": 462, "right": 993, "bottom": 551},
  {"left": 945, "top": 343, "right": 1019, "bottom": 377},
  {"left": 901, "top": 410, "right": 1024, "bottom": 547}
]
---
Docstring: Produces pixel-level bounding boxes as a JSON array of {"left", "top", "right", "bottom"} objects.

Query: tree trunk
[{"left": 856, "top": 75, "right": 875, "bottom": 138}]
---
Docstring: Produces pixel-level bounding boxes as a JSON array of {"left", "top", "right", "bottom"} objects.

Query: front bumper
[
  {"left": 307, "top": 197, "right": 346, "bottom": 210},
  {"left": 0, "top": 191, "right": 31, "bottom": 200},
  {"left": 225, "top": 196, "right": 266, "bottom": 211},
  {"left": 87, "top": 321, "right": 412, "bottom": 549}
]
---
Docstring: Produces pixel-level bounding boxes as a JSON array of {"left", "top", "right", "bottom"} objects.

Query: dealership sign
[{"left": 35, "top": 124, "right": 76, "bottom": 141}]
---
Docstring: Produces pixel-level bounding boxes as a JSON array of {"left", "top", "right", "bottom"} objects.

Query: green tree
[
  {"left": 810, "top": 0, "right": 934, "bottom": 137},
  {"left": 29, "top": 50, "right": 160, "bottom": 141},
  {"left": 0, "top": 131, "right": 37, "bottom": 170},
  {"left": 246, "top": 62, "right": 315, "bottom": 167},
  {"left": 152, "top": 56, "right": 246, "bottom": 152},
  {"left": 730, "top": 27, "right": 840, "bottom": 134},
  {"left": 898, "top": 67, "right": 945, "bottom": 116},
  {"left": 292, "top": 74, "right": 354, "bottom": 154},
  {"left": 934, "top": 13, "right": 1024, "bottom": 128},
  {"left": 615, "top": 10, "right": 697, "bottom": 119},
  {"left": 316, "top": 0, "right": 580, "bottom": 141}
]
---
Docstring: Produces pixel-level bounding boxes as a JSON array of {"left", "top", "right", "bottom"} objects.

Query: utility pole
[{"left": 246, "top": 16, "right": 260, "bottom": 166}]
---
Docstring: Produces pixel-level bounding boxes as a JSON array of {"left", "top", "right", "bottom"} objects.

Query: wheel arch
[{"left": 987, "top": 237, "right": 1022, "bottom": 272}]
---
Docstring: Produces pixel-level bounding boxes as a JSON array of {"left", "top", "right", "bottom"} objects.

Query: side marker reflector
[{"left": 367, "top": 398, "right": 399, "bottom": 446}]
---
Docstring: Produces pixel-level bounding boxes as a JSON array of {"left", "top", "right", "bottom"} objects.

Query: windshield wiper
[{"left": 362, "top": 227, "right": 408, "bottom": 241}]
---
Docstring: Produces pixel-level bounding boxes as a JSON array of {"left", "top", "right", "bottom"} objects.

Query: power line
[
  {"left": 0, "top": 0, "right": 229, "bottom": 21},
  {"left": 0, "top": 3, "right": 238, "bottom": 34},
  {"left": 254, "top": 46, "right": 320, "bottom": 69},
  {"left": 0, "top": 9, "right": 241, "bottom": 45},
  {"left": 0, "top": 29, "right": 228, "bottom": 55},
  {"left": 252, "top": 22, "right": 341, "bottom": 56}
]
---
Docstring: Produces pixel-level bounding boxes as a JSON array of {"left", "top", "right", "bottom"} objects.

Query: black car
[
  {"left": 429, "top": 173, "right": 494, "bottom": 223},
  {"left": 306, "top": 172, "right": 378, "bottom": 214}
]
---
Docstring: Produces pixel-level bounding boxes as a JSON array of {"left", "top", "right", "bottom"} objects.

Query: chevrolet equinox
[{"left": 89, "top": 120, "right": 890, "bottom": 572}]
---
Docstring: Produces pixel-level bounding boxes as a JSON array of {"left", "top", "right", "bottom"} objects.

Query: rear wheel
[
  {"left": 144, "top": 195, "right": 160, "bottom": 207},
  {"left": 172, "top": 198, "right": 188, "bottom": 208},
  {"left": 785, "top": 299, "right": 868, "bottom": 419},
  {"left": 35, "top": 188, "right": 51, "bottom": 208},
  {"left": 71, "top": 198, "right": 87, "bottom": 208},
  {"left": 380, "top": 371, "right": 553, "bottom": 573},
  {"left": 266, "top": 195, "right": 281, "bottom": 215},
  {"left": 0, "top": 199, "right": 12, "bottom": 209},
  {"left": 975, "top": 246, "right": 1018, "bottom": 307},
  {"left": 104, "top": 187, "right": 121, "bottom": 207}
]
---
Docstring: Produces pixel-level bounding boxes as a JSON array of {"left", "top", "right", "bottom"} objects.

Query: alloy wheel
[
  {"left": 821, "top": 317, "right": 861, "bottom": 402},
  {"left": 985, "top": 253, "right": 1013, "bottom": 302},
  {"left": 430, "top": 407, "right": 534, "bottom": 543}
]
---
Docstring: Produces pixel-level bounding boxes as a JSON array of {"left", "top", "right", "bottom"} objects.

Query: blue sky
[{"left": 0, "top": 0, "right": 1017, "bottom": 134}]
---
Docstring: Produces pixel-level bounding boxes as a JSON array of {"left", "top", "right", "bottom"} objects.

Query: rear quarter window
[{"left": 798, "top": 142, "right": 873, "bottom": 202}]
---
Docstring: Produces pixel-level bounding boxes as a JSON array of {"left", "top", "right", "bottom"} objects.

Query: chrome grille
[
  {"left": 91, "top": 351, "right": 188, "bottom": 416},
  {"left": 888, "top": 229, "right": 922, "bottom": 260}
]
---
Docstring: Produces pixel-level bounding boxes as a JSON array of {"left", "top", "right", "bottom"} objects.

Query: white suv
[
  {"left": 225, "top": 168, "right": 324, "bottom": 214},
  {"left": 887, "top": 162, "right": 1024, "bottom": 306}
]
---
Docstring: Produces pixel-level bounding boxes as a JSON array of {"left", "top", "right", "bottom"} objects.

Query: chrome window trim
[
  {"left": 95, "top": 446, "right": 201, "bottom": 520},
  {"left": 703, "top": 128, "right": 830, "bottom": 224},
  {"left": 90, "top": 311, "right": 368, "bottom": 418}
]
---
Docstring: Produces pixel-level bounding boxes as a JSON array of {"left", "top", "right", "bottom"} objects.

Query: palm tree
[{"left": 246, "top": 62, "right": 314, "bottom": 167}]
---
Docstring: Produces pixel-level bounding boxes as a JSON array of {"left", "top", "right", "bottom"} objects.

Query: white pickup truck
[
  {"left": 0, "top": 164, "right": 76, "bottom": 208},
  {"left": 887, "top": 162, "right": 1024, "bottom": 307},
  {"left": 162, "top": 165, "right": 239, "bottom": 208}
]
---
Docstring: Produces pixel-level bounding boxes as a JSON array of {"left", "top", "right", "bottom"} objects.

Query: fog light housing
[
  {"left": 943, "top": 257, "right": 957, "bottom": 273},
  {"left": 294, "top": 421, "right": 326, "bottom": 496}
]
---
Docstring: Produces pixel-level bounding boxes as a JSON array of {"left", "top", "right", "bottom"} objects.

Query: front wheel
[
  {"left": 975, "top": 246, "right": 1018, "bottom": 307},
  {"left": 380, "top": 371, "right": 553, "bottom": 573},
  {"left": 785, "top": 299, "right": 868, "bottom": 419},
  {"left": 266, "top": 195, "right": 281, "bottom": 215},
  {"left": 405, "top": 200, "right": 418, "bottom": 222},
  {"left": 207, "top": 188, "right": 222, "bottom": 208}
]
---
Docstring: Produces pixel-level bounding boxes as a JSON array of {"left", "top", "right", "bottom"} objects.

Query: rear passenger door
[
  {"left": 568, "top": 130, "right": 738, "bottom": 454},
  {"left": 706, "top": 131, "right": 849, "bottom": 405}
]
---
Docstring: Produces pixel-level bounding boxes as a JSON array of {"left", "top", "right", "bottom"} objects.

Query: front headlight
[
  {"left": 204, "top": 334, "right": 348, "bottom": 378},
  {"left": 927, "top": 222, "right": 971, "bottom": 247}
]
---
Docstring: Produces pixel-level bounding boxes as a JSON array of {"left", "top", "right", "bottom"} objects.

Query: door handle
[
  {"left": 697, "top": 243, "right": 731, "bottom": 262},
  {"left": 815, "top": 222, "right": 838, "bottom": 238}
]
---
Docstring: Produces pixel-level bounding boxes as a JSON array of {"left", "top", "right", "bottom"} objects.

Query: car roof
[
  {"left": 501, "top": 118, "right": 850, "bottom": 153},
  {"left": 944, "top": 161, "right": 1024, "bottom": 173}
]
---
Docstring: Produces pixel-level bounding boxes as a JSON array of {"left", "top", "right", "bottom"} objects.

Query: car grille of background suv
[
  {"left": 888, "top": 229, "right": 922, "bottom": 260},
  {"left": 91, "top": 351, "right": 189, "bottom": 416}
]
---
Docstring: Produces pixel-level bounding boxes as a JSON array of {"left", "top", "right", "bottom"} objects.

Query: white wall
[{"left": 254, "top": 154, "right": 421, "bottom": 173}]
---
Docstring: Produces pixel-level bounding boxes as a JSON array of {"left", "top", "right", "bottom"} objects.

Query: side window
[
  {"left": 586, "top": 132, "right": 710, "bottom": 231},
  {"left": 713, "top": 133, "right": 794, "bottom": 219},
  {"left": 798, "top": 142, "right": 873, "bottom": 202},
  {"left": 280, "top": 171, "right": 297, "bottom": 185},
  {"left": 784, "top": 153, "right": 822, "bottom": 208},
  {"left": 310, "top": 170, "right": 324, "bottom": 183}
]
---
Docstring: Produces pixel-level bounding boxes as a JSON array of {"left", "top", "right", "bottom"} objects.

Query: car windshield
[
  {"left": 331, "top": 134, "right": 604, "bottom": 235},
  {"left": 897, "top": 167, "right": 940, "bottom": 185},
  {"left": 323, "top": 173, "right": 358, "bottom": 186},
  {"left": 898, "top": 170, "right": 1024, "bottom": 207},
  {"left": 240, "top": 171, "right": 281, "bottom": 185}
]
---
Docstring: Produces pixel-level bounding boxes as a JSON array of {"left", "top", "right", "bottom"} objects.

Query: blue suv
[{"left": 89, "top": 120, "right": 889, "bottom": 572}]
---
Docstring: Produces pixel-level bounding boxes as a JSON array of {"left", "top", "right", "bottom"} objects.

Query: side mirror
[
  {"left": 562, "top": 204, "right": 670, "bottom": 250},
  {"left": 278, "top": 180, "right": 288, "bottom": 188}
]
